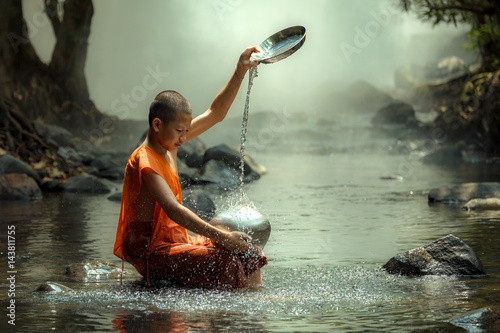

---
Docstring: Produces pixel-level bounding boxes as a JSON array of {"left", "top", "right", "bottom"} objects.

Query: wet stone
[
  {"left": 0, "top": 173, "right": 42, "bottom": 200},
  {"left": 428, "top": 182, "right": 500, "bottom": 203},
  {"left": 0, "top": 154, "right": 40, "bottom": 183},
  {"left": 450, "top": 307, "right": 500, "bottom": 332},
  {"left": 463, "top": 198, "right": 500, "bottom": 211},
  {"left": 107, "top": 192, "right": 123, "bottom": 202},
  {"left": 66, "top": 259, "right": 129, "bottom": 280},
  {"left": 35, "top": 281, "right": 73, "bottom": 293},
  {"left": 183, "top": 190, "right": 216, "bottom": 222},
  {"left": 63, "top": 174, "right": 113, "bottom": 194},
  {"left": 178, "top": 137, "right": 206, "bottom": 168},
  {"left": 383, "top": 234, "right": 485, "bottom": 277}
]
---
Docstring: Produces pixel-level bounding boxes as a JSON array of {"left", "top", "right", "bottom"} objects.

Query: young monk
[{"left": 113, "top": 46, "right": 267, "bottom": 289}]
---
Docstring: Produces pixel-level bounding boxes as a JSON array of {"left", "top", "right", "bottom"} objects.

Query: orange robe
[{"left": 113, "top": 145, "right": 267, "bottom": 288}]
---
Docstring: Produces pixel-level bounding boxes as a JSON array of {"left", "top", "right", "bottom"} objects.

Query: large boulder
[
  {"left": 0, "top": 154, "right": 40, "bottom": 183},
  {"left": 371, "top": 101, "right": 419, "bottom": 128},
  {"left": 428, "top": 182, "right": 500, "bottom": 203},
  {"left": 0, "top": 173, "right": 42, "bottom": 200},
  {"left": 196, "top": 159, "right": 241, "bottom": 188},
  {"left": 203, "top": 144, "right": 266, "bottom": 179},
  {"left": 183, "top": 190, "right": 216, "bottom": 222},
  {"left": 450, "top": 307, "right": 500, "bottom": 332},
  {"left": 344, "top": 80, "right": 394, "bottom": 113},
  {"left": 395, "top": 57, "right": 468, "bottom": 89},
  {"left": 63, "top": 174, "right": 115, "bottom": 194},
  {"left": 426, "top": 56, "right": 468, "bottom": 82},
  {"left": 178, "top": 137, "right": 206, "bottom": 168},
  {"left": 421, "top": 146, "right": 464, "bottom": 166},
  {"left": 394, "top": 64, "right": 427, "bottom": 89},
  {"left": 177, "top": 158, "right": 199, "bottom": 188},
  {"left": 34, "top": 121, "right": 75, "bottom": 148},
  {"left": 382, "top": 234, "right": 485, "bottom": 277}
]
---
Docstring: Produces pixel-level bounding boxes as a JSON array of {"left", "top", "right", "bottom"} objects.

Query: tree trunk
[
  {"left": 49, "top": 0, "right": 94, "bottom": 107},
  {"left": 0, "top": 0, "right": 102, "bottom": 131},
  {"left": 0, "top": 0, "right": 102, "bottom": 181},
  {"left": 0, "top": 0, "right": 45, "bottom": 79}
]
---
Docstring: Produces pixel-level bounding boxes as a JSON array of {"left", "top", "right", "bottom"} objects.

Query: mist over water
[
  {"left": 10, "top": 2, "right": 499, "bottom": 332},
  {"left": 24, "top": 0, "right": 470, "bottom": 126}
]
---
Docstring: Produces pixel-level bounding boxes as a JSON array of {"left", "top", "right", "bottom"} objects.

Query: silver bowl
[
  {"left": 210, "top": 206, "right": 271, "bottom": 249},
  {"left": 251, "top": 25, "right": 306, "bottom": 64}
]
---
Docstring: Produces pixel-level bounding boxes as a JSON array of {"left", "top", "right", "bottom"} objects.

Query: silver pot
[
  {"left": 251, "top": 25, "right": 306, "bottom": 64},
  {"left": 210, "top": 206, "right": 271, "bottom": 249}
]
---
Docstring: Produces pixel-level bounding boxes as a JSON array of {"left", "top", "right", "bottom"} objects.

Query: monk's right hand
[{"left": 223, "top": 231, "right": 253, "bottom": 253}]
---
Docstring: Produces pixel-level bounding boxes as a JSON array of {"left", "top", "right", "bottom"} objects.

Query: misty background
[{"left": 23, "top": 0, "right": 472, "bottom": 145}]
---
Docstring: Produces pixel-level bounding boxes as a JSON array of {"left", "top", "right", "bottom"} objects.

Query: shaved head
[{"left": 148, "top": 90, "right": 192, "bottom": 126}]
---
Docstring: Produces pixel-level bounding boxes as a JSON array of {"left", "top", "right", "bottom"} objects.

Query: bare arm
[
  {"left": 142, "top": 169, "right": 253, "bottom": 253},
  {"left": 186, "top": 46, "right": 260, "bottom": 141}
]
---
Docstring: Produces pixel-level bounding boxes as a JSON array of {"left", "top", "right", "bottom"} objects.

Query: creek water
[{"left": 1, "top": 111, "right": 500, "bottom": 332}]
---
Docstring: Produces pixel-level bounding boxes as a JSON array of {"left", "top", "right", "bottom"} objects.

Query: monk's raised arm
[
  {"left": 186, "top": 46, "right": 260, "bottom": 141},
  {"left": 141, "top": 169, "right": 252, "bottom": 253}
]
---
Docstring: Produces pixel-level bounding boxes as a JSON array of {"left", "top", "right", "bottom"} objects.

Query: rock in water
[
  {"left": 0, "top": 154, "right": 40, "bottom": 183},
  {"left": 178, "top": 137, "right": 206, "bottom": 168},
  {"left": 450, "top": 307, "right": 500, "bottom": 332},
  {"left": 66, "top": 259, "right": 128, "bottom": 280},
  {"left": 35, "top": 282, "right": 73, "bottom": 293},
  {"left": 383, "top": 234, "right": 485, "bottom": 277},
  {"left": 63, "top": 174, "right": 113, "bottom": 194},
  {"left": 428, "top": 182, "right": 500, "bottom": 203},
  {"left": 463, "top": 198, "right": 500, "bottom": 211},
  {"left": 371, "top": 101, "right": 418, "bottom": 128},
  {"left": 0, "top": 173, "right": 42, "bottom": 200},
  {"left": 183, "top": 190, "right": 216, "bottom": 222}
]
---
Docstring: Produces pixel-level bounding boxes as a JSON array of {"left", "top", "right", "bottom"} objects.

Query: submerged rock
[
  {"left": 382, "top": 234, "right": 485, "bottom": 277},
  {"left": 35, "top": 281, "right": 73, "bottom": 293},
  {"left": 450, "top": 307, "right": 500, "bottom": 332},
  {"left": 463, "top": 198, "right": 500, "bottom": 211},
  {"left": 428, "top": 182, "right": 500, "bottom": 203},
  {"left": 66, "top": 259, "right": 129, "bottom": 280},
  {"left": 0, "top": 173, "right": 42, "bottom": 200}
]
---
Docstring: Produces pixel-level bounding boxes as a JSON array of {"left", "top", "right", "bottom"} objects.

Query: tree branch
[{"left": 425, "top": 3, "right": 494, "bottom": 16}]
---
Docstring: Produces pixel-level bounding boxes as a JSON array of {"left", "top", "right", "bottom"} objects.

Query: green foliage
[{"left": 400, "top": 0, "right": 500, "bottom": 70}]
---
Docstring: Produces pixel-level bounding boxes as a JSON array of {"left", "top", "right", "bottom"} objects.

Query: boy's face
[{"left": 155, "top": 111, "right": 192, "bottom": 151}]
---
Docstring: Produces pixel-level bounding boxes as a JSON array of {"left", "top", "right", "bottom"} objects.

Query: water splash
[{"left": 239, "top": 65, "right": 259, "bottom": 204}]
